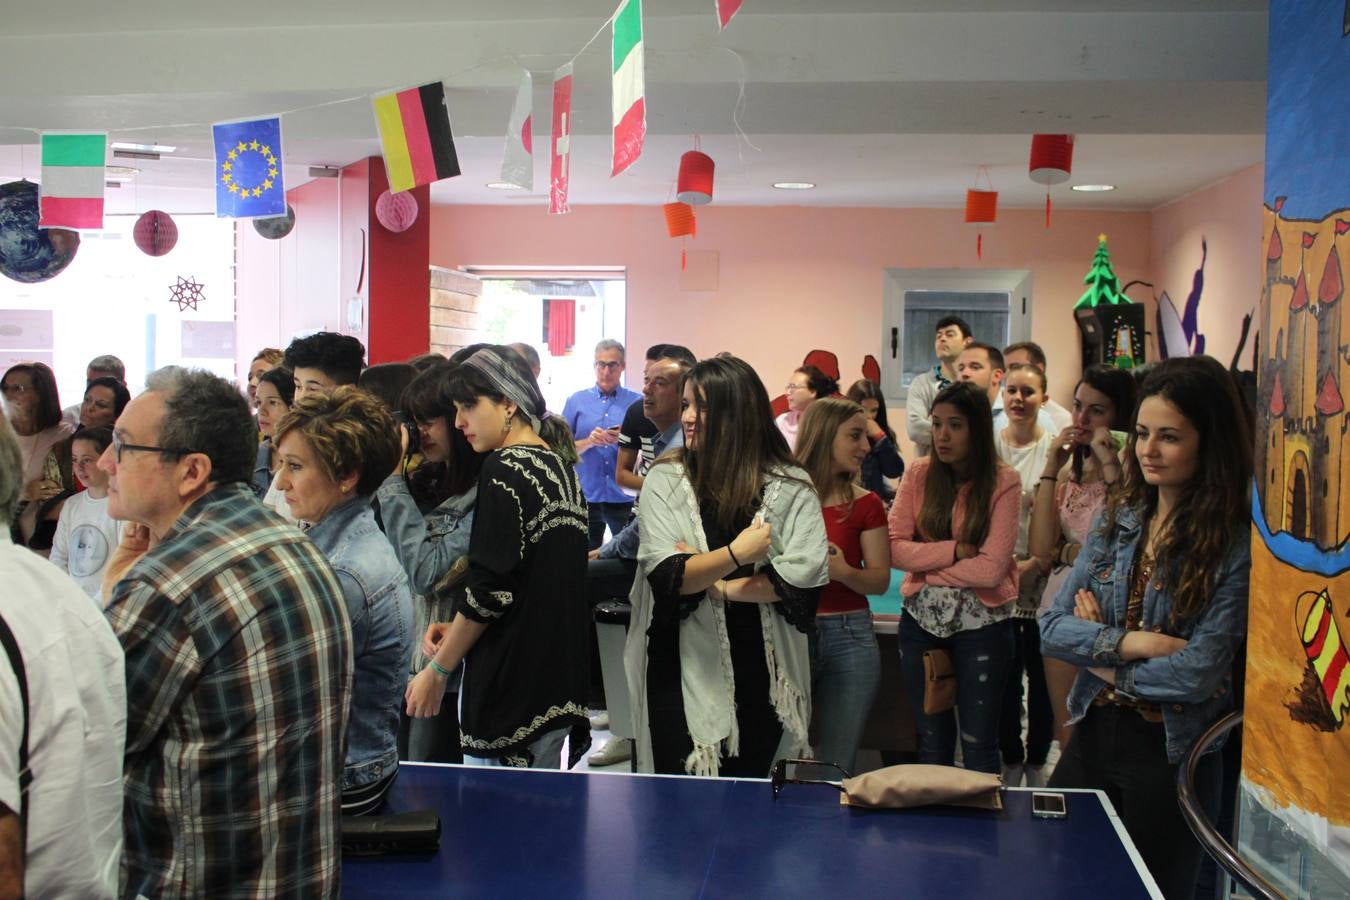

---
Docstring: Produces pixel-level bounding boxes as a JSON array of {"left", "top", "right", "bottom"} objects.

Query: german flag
[{"left": 372, "top": 81, "right": 461, "bottom": 193}]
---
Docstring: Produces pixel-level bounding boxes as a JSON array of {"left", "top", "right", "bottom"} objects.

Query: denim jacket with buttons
[
  {"left": 1038, "top": 504, "right": 1249, "bottom": 763},
  {"left": 375, "top": 475, "right": 476, "bottom": 680},
  {"left": 306, "top": 497, "right": 413, "bottom": 789}
]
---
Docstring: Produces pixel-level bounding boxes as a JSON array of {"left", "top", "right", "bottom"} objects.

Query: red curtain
[{"left": 547, "top": 298, "right": 576, "bottom": 356}]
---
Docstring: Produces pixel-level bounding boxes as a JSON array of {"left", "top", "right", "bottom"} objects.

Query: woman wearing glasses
[
  {"left": 775, "top": 365, "right": 838, "bottom": 451},
  {"left": 625, "top": 355, "right": 829, "bottom": 777},
  {"left": 3, "top": 363, "right": 74, "bottom": 549}
]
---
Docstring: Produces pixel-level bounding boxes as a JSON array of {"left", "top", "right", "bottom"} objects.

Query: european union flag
[{"left": 212, "top": 116, "right": 286, "bottom": 219}]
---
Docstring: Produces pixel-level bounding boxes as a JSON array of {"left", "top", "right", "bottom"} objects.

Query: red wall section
[{"left": 366, "top": 158, "right": 430, "bottom": 364}]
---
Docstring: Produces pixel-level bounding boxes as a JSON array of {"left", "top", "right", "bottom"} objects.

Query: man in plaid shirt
[{"left": 99, "top": 369, "right": 353, "bottom": 898}]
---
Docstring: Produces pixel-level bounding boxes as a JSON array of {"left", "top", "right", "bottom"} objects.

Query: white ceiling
[{"left": 0, "top": 1, "right": 1267, "bottom": 212}]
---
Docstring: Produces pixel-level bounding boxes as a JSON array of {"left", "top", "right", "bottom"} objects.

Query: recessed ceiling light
[
  {"left": 106, "top": 166, "right": 139, "bottom": 176},
  {"left": 1071, "top": 184, "right": 1116, "bottom": 192},
  {"left": 110, "top": 141, "right": 176, "bottom": 154},
  {"left": 773, "top": 181, "right": 815, "bottom": 190},
  {"left": 486, "top": 182, "right": 525, "bottom": 190}
]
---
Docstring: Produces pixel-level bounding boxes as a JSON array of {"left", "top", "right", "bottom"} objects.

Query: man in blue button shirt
[{"left": 564, "top": 339, "right": 643, "bottom": 549}]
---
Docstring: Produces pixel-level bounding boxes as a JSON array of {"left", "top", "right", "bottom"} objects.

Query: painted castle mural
[{"left": 1239, "top": 2, "right": 1350, "bottom": 891}]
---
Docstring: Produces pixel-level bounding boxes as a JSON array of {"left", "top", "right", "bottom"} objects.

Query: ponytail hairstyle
[
  {"left": 917, "top": 381, "right": 1000, "bottom": 545},
  {"left": 446, "top": 344, "right": 578, "bottom": 465},
  {"left": 796, "top": 397, "right": 867, "bottom": 517},
  {"left": 796, "top": 364, "right": 839, "bottom": 400},
  {"left": 1106, "top": 356, "right": 1252, "bottom": 624}
]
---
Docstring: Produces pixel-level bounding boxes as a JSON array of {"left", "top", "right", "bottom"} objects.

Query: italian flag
[
  {"left": 40, "top": 133, "right": 105, "bottom": 230},
  {"left": 611, "top": 0, "right": 646, "bottom": 176}
]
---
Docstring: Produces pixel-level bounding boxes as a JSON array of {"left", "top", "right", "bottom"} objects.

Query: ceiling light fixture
[
  {"left": 486, "top": 182, "right": 525, "bottom": 190},
  {"left": 308, "top": 166, "right": 341, "bottom": 178},
  {"left": 1071, "top": 184, "right": 1116, "bottom": 192},
  {"left": 110, "top": 141, "right": 176, "bottom": 154},
  {"left": 773, "top": 181, "right": 815, "bottom": 190},
  {"left": 113, "top": 149, "right": 159, "bottom": 161}
]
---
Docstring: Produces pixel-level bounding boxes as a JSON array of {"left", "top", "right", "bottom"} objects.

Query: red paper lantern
[
  {"left": 133, "top": 210, "right": 178, "bottom": 257},
  {"left": 663, "top": 202, "right": 696, "bottom": 237},
  {"left": 1029, "top": 134, "right": 1074, "bottom": 184},
  {"left": 375, "top": 190, "right": 419, "bottom": 232},
  {"left": 676, "top": 151, "right": 715, "bottom": 205},
  {"left": 964, "top": 189, "right": 998, "bottom": 224},
  {"left": 964, "top": 189, "right": 998, "bottom": 260},
  {"left": 1029, "top": 134, "right": 1074, "bottom": 228}
]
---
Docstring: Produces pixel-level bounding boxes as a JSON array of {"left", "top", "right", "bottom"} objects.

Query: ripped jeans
[{"left": 898, "top": 612, "right": 1014, "bottom": 774}]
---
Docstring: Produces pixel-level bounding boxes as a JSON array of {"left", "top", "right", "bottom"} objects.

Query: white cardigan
[{"left": 623, "top": 460, "right": 828, "bottom": 776}]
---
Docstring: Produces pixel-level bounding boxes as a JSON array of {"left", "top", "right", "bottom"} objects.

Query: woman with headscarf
[{"left": 404, "top": 345, "right": 591, "bottom": 769}]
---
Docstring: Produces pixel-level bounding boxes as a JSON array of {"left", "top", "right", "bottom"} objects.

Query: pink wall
[
  {"left": 430, "top": 204, "right": 1153, "bottom": 425},
  {"left": 1148, "top": 164, "right": 1264, "bottom": 371}
]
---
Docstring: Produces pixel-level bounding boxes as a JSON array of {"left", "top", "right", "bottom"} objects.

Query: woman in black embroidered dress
[{"left": 405, "top": 345, "right": 591, "bottom": 768}]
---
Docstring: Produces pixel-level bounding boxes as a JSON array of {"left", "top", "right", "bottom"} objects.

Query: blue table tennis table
[{"left": 343, "top": 763, "right": 1161, "bottom": 898}]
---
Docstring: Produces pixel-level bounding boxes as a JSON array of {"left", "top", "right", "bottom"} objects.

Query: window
[
  {"left": 470, "top": 272, "right": 627, "bottom": 414},
  {"left": 0, "top": 214, "right": 236, "bottom": 402},
  {"left": 898, "top": 291, "right": 1009, "bottom": 389},
  {"left": 880, "top": 268, "right": 1032, "bottom": 406}
]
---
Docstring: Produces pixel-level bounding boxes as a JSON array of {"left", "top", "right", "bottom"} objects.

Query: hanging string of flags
[{"left": 20, "top": 0, "right": 746, "bottom": 230}]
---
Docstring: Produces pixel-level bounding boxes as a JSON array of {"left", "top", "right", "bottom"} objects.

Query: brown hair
[
  {"left": 272, "top": 386, "right": 401, "bottom": 497},
  {"left": 2, "top": 363, "right": 63, "bottom": 431},
  {"left": 796, "top": 397, "right": 866, "bottom": 514},
  {"left": 1106, "top": 356, "right": 1252, "bottom": 624},
  {"left": 917, "top": 381, "right": 1000, "bottom": 545},
  {"left": 666, "top": 355, "right": 808, "bottom": 530}
]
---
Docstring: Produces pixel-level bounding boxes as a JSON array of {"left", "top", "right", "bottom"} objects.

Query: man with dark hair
[
  {"left": 98, "top": 369, "right": 352, "bottom": 898},
  {"left": 616, "top": 343, "right": 695, "bottom": 492},
  {"left": 564, "top": 339, "right": 642, "bottom": 549},
  {"left": 283, "top": 332, "right": 366, "bottom": 400},
  {"left": 1003, "top": 340, "right": 1071, "bottom": 431},
  {"left": 960, "top": 343, "right": 1055, "bottom": 432},
  {"left": 906, "top": 315, "right": 972, "bottom": 456}
]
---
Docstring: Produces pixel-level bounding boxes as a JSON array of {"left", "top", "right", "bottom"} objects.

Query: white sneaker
[
  {"left": 590, "top": 711, "right": 609, "bottom": 730},
  {"left": 1023, "top": 764, "right": 1047, "bottom": 788},
  {"left": 1001, "top": 763, "right": 1024, "bottom": 787},
  {"left": 588, "top": 737, "right": 632, "bottom": 767}
]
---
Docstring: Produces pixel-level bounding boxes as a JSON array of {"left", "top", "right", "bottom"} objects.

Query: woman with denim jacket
[
  {"left": 888, "top": 381, "right": 1020, "bottom": 775},
  {"left": 1040, "top": 356, "right": 1251, "bottom": 900},
  {"left": 273, "top": 387, "right": 413, "bottom": 815},
  {"left": 376, "top": 359, "right": 485, "bottom": 763}
]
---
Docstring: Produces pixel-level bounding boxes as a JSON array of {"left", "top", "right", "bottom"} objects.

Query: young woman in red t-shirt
[{"left": 796, "top": 398, "right": 891, "bottom": 773}]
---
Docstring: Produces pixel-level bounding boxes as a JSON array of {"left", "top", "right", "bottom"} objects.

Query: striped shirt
[{"left": 105, "top": 483, "right": 353, "bottom": 899}]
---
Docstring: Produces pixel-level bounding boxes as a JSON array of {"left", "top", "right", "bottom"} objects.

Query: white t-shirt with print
[{"left": 48, "top": 491, "right": 121, "bottom": 604}]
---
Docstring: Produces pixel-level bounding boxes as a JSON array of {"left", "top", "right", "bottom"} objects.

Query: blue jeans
[
  {"left": 809, "top": 610, "right": 881, "bottom": 774},
  {"left": 587, "top": 501, "right": 633, "bottom": 551},
  {"left": 898, "top": 611, "right": 1014, "bottom": 774}
]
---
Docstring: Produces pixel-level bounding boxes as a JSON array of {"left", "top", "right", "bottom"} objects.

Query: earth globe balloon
[{"left": 0, "top": 181, "right": 81, "bottom": 284}]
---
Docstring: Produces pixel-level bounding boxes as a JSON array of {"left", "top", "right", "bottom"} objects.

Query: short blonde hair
[
  {"left": 272, "top": 386, "right": 400, "bottom": 496},
  {"left": 252, "top": 347, "right": 284, "bottom": 367}
]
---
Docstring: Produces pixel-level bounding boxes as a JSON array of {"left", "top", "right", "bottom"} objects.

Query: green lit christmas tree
[{"left": 1074, "top": 233, "right": 1129, "bottom": 309}]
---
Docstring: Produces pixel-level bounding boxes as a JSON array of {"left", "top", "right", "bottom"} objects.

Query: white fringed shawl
[{"left": 623, "top": 461, "right": 828, "bottom": 776}]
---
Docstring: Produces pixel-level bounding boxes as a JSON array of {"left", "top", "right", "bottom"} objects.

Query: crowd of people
[{"left": 0, "top": 321, "right": 1253, "bottom": 899}]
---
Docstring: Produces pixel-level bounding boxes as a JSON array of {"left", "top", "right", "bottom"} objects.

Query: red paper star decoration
[{"left": 169, "top": 275, "right": 204, "bottom": 311}]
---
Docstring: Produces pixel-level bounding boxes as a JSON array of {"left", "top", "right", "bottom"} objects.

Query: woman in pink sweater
[{"left": 888, "top": 381, "right": 1020, "bottom": 773}]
